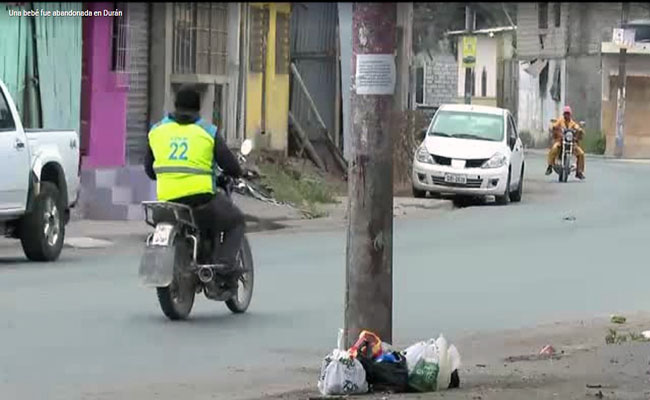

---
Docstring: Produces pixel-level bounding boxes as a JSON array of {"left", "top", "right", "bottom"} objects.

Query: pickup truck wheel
[
  {"left": 412, "top": 186, "right": 427, "bottom": 198},
  {"left": 19, "top": 182, "right": 65, "bottom": 262}
]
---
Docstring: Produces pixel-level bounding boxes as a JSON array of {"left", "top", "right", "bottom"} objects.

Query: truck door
[{"left": 0, "top": 89, "right": 30, "bottom": 212}]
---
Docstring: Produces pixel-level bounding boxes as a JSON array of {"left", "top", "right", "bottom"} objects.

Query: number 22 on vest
[{"left": 169, "top": 139, "right": 189, "bottom": 161}]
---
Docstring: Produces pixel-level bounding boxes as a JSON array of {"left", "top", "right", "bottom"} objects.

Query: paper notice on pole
[{"left": 355, "top": 54, "right": 396, "bottom": 95}]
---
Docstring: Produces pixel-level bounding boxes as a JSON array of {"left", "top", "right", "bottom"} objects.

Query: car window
[
  {"left": 0, "top": 91, "right": 16, "bottom": 131},
  {"left": 427, "top": 110, "right": 504, "bottom": 142}
]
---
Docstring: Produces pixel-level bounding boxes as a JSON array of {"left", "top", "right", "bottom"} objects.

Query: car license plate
[
  {"left": 151, "top": 224, "right": 173, "bottom": 246},
  {"left": 444, "top": 174, "right": 467, "bottom": 184}
]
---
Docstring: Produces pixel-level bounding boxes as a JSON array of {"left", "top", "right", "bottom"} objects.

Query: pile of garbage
[{"left": 318, "top": 329, "right": 461, "bottom": 396}]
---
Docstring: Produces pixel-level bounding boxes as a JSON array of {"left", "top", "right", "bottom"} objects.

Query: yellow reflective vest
[{"left": 148, "top": 116, "right": 217, "bottom": 201}]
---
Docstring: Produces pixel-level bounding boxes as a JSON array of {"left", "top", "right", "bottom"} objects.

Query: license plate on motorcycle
[
  {"left": 151, "top": 224, "right": 173, "bottom": 246},
  {"left": 444, "top": 174, "right": 467, "bottom": 184}
]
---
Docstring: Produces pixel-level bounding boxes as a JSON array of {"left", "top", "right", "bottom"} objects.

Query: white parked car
[
  {"left": 412, "top": 104, "right": 524, "bottom": 206},
  {"left": 0, "top": 79, "right": 80, "bottom": 261}
]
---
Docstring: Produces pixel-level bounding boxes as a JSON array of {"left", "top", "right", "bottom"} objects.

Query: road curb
[
  {"left": 525, "top": 148, "right": 650, "bottom": 163},
  {"left": 59, "top": 199, "right": 452, "bottom": 245}
]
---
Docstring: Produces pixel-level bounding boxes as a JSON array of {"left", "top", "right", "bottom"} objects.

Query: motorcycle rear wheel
[
  {"left": 157, "top": 240, "right": 196, "bottom": 320},
  {"left": 225, "top": 237, "right": 255, "bottom": 314}
]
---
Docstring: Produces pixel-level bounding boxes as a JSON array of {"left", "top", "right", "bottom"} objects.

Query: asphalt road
[{"left": 1, "top": 154, "right": 649, "bottom": 399}]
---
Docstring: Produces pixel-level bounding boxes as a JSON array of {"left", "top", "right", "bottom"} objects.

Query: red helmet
[{"left": 563, "top": 106, "right": 572, "bottom": 115}]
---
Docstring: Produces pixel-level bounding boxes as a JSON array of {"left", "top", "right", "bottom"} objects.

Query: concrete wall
[
  {"left": 517, "top": 59, "right": 566, "bottom": 146},
  {"left": 517, "top": 2, "right": 569, "bottom": 60},
  {"left": 414, "top": 49, "right": 458, "bottom": 107},
  {"left": 566, "top": 3, "right": 620, "bottom": 56},
  {"left": 565, "top": 55, "right": 603, "bottom": 133},
  {"left": 81, "top": 2, "right": 128, "bottom": 169}
]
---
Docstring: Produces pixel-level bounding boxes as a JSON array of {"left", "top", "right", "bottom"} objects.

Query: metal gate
[
  {"left": 290, "top": 3, "right": 338, "bottom": 143},
  {"left": 126, "top": 3, "right": 151, "bottom": 165}
]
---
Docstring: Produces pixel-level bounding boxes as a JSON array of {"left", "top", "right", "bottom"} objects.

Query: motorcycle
[
  {"left": 139, "top": 139, "right": 264, "bottom": 320},
  {"left": 549, "top": 120, "right": 585, "bottom": 183}
]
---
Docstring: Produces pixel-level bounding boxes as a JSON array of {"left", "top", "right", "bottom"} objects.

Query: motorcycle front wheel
[
  {"left": 157, "top": 239, "right": 196, "bottom": 320},
  {"left": 559, "top": 154, "right": 571, "bottom": 183},
  {"left": 225, "top": 236, "right": 255, "bottom": 314}
]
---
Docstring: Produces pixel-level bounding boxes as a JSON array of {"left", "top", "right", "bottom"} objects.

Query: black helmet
[{"left": 174, "top": 84, "right": 201, "bottom": 113}]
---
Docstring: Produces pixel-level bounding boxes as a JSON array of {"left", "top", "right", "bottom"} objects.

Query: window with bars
[
  {"left": 111, "top": 2, "right": 129, "bottom": 74},
  {"left": 172, "top": 2, "right": 228, "bottom": 75},
  {"left": 275, "top": 12, "right": 290, "bottom": 74}
]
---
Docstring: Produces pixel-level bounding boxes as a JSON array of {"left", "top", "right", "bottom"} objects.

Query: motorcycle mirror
[
  {"left": 240, "top": 139, "right": 254, "bottom": 156},
  {"left": 579, "top": 121, "right": 586, "bottom": 127}
]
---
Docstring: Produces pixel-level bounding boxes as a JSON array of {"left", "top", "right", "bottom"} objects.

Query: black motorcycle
[{"left": 139, "top": 140, "right": 264, "bottom": 320}]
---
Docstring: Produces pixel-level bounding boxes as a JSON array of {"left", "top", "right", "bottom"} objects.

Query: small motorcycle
[
  {"left": 549, "top": 120, "right": 585, "bottom": 183},
  {"left": 139, "top": 139, "right": 265, "bottom": 320}
]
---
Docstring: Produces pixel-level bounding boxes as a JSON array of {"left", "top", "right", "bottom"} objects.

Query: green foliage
[
  {"left": 258, "top": 162, "right": 338, "bottom": 219},
  {"left": 582, "top": 130, "right": 606, "bottom": 155}
]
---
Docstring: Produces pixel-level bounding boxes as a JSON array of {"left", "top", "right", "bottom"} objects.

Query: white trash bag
[
  {"left": 317, "top": 329, "right": 369, "bottom": 396},
  {"left": 435, "top": 334, "right": 461, "bottom": 390},
  {"left": 404, "top": 340, "right": 439, "bottom": 374}
]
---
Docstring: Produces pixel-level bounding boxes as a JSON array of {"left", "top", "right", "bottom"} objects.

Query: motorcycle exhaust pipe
[{"left": 198, "top": 266, "right": 214, "bottom": 283}]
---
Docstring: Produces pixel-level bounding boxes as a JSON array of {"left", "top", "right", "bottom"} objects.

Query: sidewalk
[
  {"left": 60, "top": 196, "right": 450, "bottom": 247},
  {"left": 249, "top": 312, "right": 650, "bottom": 400}
]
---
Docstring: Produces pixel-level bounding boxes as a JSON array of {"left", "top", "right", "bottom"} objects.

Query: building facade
[
  {"left": 449, "top": 27, "right": 516, "bottom": 111},
  {"left": 515, "top": 2, "right": 650, "bottom": 150}
]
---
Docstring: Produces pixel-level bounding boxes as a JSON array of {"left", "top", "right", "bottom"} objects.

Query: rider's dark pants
[{"left": 180, "top": 191, "right": 245, "bottom": 267}]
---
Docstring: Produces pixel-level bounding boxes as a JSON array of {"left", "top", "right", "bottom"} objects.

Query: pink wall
[{"left": 81, "top": 2, "right": 128, "bottom": 169}]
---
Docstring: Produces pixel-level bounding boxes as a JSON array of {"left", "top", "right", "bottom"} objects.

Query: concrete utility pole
[
  {"left": 464, "top": 5, "right": 475, "bottom": 104},
  {"left": 615, "top": 2, "right": 630, "bottom": 158},
  {"left": 345, "top": 2, "right": 396, "bottom": 348}
]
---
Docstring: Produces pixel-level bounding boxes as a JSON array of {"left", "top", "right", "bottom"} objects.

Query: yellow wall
[{"left": 245, "top": 3, "right": 291, "bottom": 154}]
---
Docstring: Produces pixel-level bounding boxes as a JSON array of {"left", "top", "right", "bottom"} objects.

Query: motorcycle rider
[
  {"left": 144, "top": 84, "right": 245, "bottom": 290},
  {"left": 546, "top": 105, "right": 586, "bottom": 180}
]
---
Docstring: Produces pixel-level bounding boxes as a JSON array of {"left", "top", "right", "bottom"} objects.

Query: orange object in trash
[{"left": 349, "top": 330, "right": 383, "bottom": 359}]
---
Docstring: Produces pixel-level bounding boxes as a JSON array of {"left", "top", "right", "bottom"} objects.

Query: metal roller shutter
[{"left": 126, "top": 3, "right": 151, "bottom": 165}]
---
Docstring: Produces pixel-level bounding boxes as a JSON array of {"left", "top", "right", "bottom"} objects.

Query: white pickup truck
[{"left": 0, "top": 79, "right": 80, "bottom": 262}]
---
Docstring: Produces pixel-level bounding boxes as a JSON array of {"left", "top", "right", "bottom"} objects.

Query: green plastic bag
[{"left": 408, "top": 358, "right": 439, "bottom": 392}]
